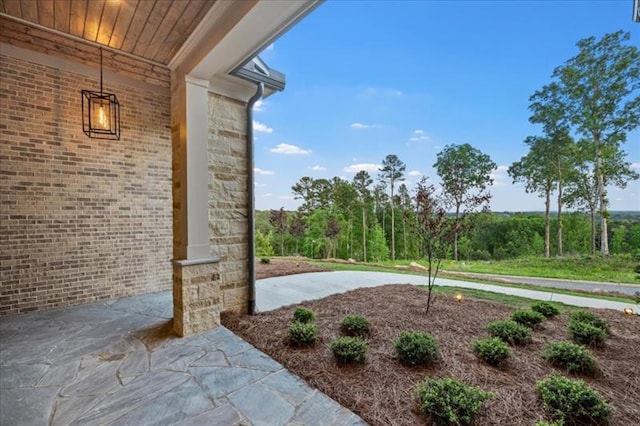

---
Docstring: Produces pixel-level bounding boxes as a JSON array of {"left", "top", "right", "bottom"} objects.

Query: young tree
[
  {"left": 397, "top": 183, "right": 413, "bottom": 259},
  {"left": 529, "top": 82, "right": 577, "bottom": 257},
  {"left": 434, "top": 143, "right": 495, "bottom": 261},
  {"left": 553, "top": 31, "right": 640, "bottom": 255},
  {"left": 269, "top": 207, "right": 288, "bottom": 256},
  {"left": 289, "top": 214, "right": 305, "bottom": 255},
  {"left": 353, "top": 170, "right": 373, "bottom": 261},
  {"left": 508, "top": 137, "right": 555, "bottom": 257},
  {"left": 379, "top": 154, "right": 406, "bottom": 261},
  {"left": 414, "top": 178, "right": 450, "bottom": 316}
]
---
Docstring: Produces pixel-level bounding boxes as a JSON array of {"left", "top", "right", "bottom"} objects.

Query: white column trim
[{"left": 184, "top": 78, "right": 211, "bottom": 260}]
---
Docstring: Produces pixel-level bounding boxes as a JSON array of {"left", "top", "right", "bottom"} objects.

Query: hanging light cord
[{"left": 99, "top": 47, "right": 103, "bottom": 95}]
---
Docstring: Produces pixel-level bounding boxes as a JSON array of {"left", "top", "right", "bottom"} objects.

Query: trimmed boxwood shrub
[
  {"left": 486, "top": 320, "right": 532, "bottom": 346},
  {"left": 288, "top": 321, "right": 317, "bottom": 346},
  {"left": 511, "top": 310, "right": 546, "bottom": 328},
  {"left": 531, "top": 301, "right": 560, "bottom": 318},
  {"left": 330, "top": 336, "right": 367, "bottom": 364},
  {"left": 542, "top": 341, "right": 596, "bottom": 375},
  {"left": 536, "top": 374, "right": 612, "bottom": 425},
  {"left": 340, "top": 314, "right": 370, "bottom": 336},
  {"left": 260, "top": 257, "right": 271, "bottom": 264},
  {"left": 472, "top": 337, "right": 511, "bottom": 366},
  {"left": 569, "top": 311, "right": 609, "bottom": 335},
  {"left": 414, "top": 377, "right": 494, "bottom": 425},
  {"left": 394, "top": 331, "right": 440, "bottom": 366},
  {"left": 293, "top": 307, "right": 316, "bottom": 324},
  {"left": 568, "top": 320, "right": 606, "bottom": 347}
]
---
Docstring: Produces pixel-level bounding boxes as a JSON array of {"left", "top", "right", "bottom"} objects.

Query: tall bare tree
[{"left": 379, "top": 155, "right": 406, "bottom": 261}]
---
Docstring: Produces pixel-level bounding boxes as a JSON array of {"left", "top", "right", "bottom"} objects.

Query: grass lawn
[{"left": 435, "top": 255, "right": 639, "bottom": 284}]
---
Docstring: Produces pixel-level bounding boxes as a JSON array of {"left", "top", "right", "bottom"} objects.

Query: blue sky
[{"left": 252, "top": 0, "right": 640, "bottom": 212}]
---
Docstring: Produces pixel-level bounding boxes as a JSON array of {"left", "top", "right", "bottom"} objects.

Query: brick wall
[
  {"left": 0, "top": 53, "right": 173, "bottom": 315},
  {"left": 208, "top": 93, "right": 249, "bottom": 314}
]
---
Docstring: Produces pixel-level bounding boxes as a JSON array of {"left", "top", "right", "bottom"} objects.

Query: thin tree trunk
[
  {"left": 390, "top": 185, "right": 396, "bottom": 261},
  {"left": 402, "top": 214, "right": 407, "bottom": 260},
  {"left": 362, "top": 206, "right": 367, "bottom": 262},
  {"left": 590, "top": 207, "right": 596, "bottom": 255},
  {"left": 595, "top": 141, "right": 609, "bottom": 255},
  {"left": 556, "top": 175, "right": 563, "bottom": 257},
  {"left": 453, "top": 205, "right": 460, "bottom": 261},
  {"left": 544, "top": 187, "right": 551, "bottom": 258}
]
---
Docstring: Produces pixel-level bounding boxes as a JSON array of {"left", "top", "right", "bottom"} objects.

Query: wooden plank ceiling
[{"left": 0, "top": 0, "right": 216, "bottom": 65}]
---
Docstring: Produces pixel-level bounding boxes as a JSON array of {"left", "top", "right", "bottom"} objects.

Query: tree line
[{"left": 255, "top": 31, "right": 639, "bottom": 262}]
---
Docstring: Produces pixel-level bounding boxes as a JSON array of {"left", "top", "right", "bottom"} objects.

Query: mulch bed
[
  {"left": 255, "top": 259, "right": 331, "bottom": 279},
  {"left": 222, "top": 284, "right": 640, "bottom": 425}
]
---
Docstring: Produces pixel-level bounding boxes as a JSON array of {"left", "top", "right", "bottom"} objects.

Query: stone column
[{"left": 171, "top": 74, "right": 222, "bottom": 336}]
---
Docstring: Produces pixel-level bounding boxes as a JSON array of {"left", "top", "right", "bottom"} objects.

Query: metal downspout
[{"left": 247, "top": 83, "right": 264, "bottom": 315}]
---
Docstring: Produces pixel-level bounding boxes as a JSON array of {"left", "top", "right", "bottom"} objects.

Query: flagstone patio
[{"left": 0, "top": 291, "right": 366, "bottom": 425}]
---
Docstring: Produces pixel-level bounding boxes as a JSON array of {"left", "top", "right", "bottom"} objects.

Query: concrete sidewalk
[{"left": 257, "top": 271, "right": 639, "bottom": 314}]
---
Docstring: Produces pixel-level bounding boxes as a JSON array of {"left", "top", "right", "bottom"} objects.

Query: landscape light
[
  {"left": 623, "top": 307, "right": 634, "bottom": 316},
  {"left": 455, "top": 293, "right": 464, "bottom": 303}
]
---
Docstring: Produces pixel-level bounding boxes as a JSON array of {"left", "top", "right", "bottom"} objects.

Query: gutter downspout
[{"left": 247, "top": 82, "right": 264, "bottom": 315}]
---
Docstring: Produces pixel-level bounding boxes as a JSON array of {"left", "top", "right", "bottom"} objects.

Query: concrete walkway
[
  {"left": 0, "top": 291, "right": 365, "bottom": 426},
  {"left": 257, "top": 271, "right": 639, "bottom": 314}
]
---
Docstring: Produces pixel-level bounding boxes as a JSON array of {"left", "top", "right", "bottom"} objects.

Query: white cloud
[
  {"left": 311, "top": 165, "right": 327, "bottom": 171},
  {"left": 263, "top": 193, "right": 273, "bottom": 197},
  {"left": 490, "top": 165, "right": 509, "bottom": 187},
  {"left": 631, "top": 162, "right": 640, "bottom": 169},
  {"left": 254, "top": 168, "right": 275, "bottom": 175},
  {"left": 343, "top": 163, "right": 381, "bottom": 173},
  {"left": 408, "top": 170, "right": 422, "bottom": 177},
  {"left": 270, "top": 143, "right": 312, "bottom": 155},
  {"left": 253, "top": 121, "right": 273, "bottom": 133},
  {"left": 363, "top": 87, "right": 403, "bottom": 97},
  {"left": 409, "top": 129, "right": 430, "bottom": 142},
  {"left": 255, "top": 182, "right": 267, "bottom": 187},
  {"left": 279, "top": 195, "right": 294, "bottom": 200},
  {"left": 253, "top": 100, "right": 265, "bottom": 112},
  {"left": 350, "top": 122, "right": 377, "bottom": 129}
]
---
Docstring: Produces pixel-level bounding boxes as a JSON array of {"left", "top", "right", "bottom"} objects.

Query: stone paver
[{"left": 0, "top": 291, "right": 366, "bottom": 425}]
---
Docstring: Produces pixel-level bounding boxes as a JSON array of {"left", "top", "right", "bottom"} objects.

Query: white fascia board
[{"left": 169, "top": 0, "right": 320, "bottom": 99}]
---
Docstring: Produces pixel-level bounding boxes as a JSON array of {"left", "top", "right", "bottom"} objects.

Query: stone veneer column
[{"left": 171, "top": 74, "right": 222, "bottom": 336}]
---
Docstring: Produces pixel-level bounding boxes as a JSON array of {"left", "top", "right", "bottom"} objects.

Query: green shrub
[
  {"left": 536, "top": 374, "right": 612, "bottom": 425},
  {"left": 542, "top": 342, "right": 597, "bottom": 375},
  {"left": 511, "top": 310, "right": 546, "bottom": 328},
  {"left": 568, "top": 320, "right": 607, "bottom": 347},
  {"left": 292, "top": 307, "right": 316, "bottom": 324},
  {"left": 531, "top": 301, "right": 560, "bottom": 318},
  {"left": 486, "top": 320, "right": 532, "bottom": 346},
  {"left": 340, "top": 314, "right": 370, "bottom": 336},
  {"left": 330, "top": 336, "right": 367, "bottom": 364},
  {"left": 288, "top": 321, "right": 317, "bottom": 346},
  {"left": 472, "top": 337, "right": 511, "bottom": 366},
  {"left": 394, "top": 331, "right": 440, "bottom": 366},
  {"left": 569, "top": 311, "right": 609, "bottom": 335},
  {"left": 260, "top": 257, "right": 271, "bottom": 264},
  {"left": 414, "top": 377, "right": 494, "bottom": 425}
]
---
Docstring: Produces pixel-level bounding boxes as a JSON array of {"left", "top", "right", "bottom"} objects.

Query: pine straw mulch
[
  {"left": 222, "top": 284, "right": 640, "bottom": 425},
  {"left": 255, "top": 259, "right": 331, "bottom": 280}
]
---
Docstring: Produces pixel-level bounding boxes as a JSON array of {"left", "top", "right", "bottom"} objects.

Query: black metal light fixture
[{"left": 82, "top": 47, "right": 120, "bottom": 140}]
